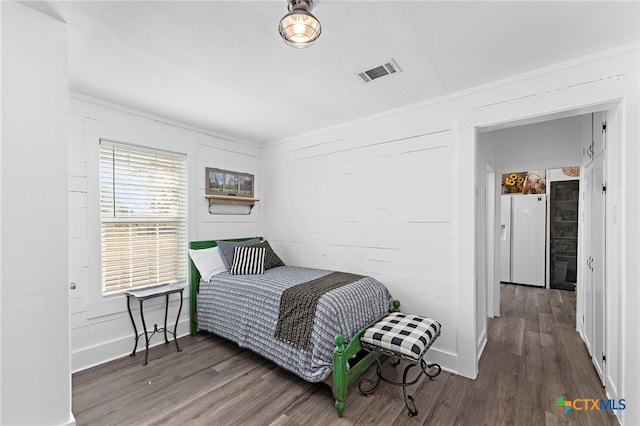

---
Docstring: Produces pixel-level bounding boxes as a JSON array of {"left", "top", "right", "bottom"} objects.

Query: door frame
[
  {"left": 473, "top": 101, "right": 619, "bottom": 317},
  {"left": 466, "top": 98, "right": 621, "bottom": 404}
]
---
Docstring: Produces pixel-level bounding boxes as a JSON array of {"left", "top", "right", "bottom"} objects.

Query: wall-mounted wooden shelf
[
  {"left": 205, "top": 194, "right": 259, "bottom": 215},
  {"left": 205, "top": 195, "right": 260, "bottom": 203}
]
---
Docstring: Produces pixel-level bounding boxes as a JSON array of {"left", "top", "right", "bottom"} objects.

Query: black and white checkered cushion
[{"left": 361, "top": 312, "right": 441, "bottom": 361}]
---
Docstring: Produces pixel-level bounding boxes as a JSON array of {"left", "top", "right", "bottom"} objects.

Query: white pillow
[{"left": 189, "top": 246, "right": 227, "bottom": 282}]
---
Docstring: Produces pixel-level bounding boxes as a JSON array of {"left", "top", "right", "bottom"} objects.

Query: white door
[
  {"left": 500, "top": 195, "right": 511, "bottom": 282},
  {"left": 591, "top": 154, "right": 606, "bottom": 384},
  {"left": 511, "top": 194, "right": 546, "bottom": 287},
  {"left": 582, "top": 165, "right": 593, "bottom": 356}
]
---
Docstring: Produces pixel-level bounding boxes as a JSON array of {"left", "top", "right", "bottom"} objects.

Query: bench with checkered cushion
[
  {"left": 358, "top": 311, "right": 441, "bottom": 417},
  {"left": 361, "top": 312, "right": 441, "bottom": 361}
]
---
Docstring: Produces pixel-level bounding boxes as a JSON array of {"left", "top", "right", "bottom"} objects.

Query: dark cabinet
[{"left": 550, "top": 180, "right": 579, "bottom": 290}]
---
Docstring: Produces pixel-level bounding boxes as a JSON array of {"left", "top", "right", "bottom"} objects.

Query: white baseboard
[
  {"left": 71, "top": 318, "right": 463, "bottom": 383},
  {"left": 71, "top": 318, "right": 191, "bottom": 373},
  {"left": 477, "top": 330, "right": 488, "bottom": 360},
  {"left": 65, "top": 412, "right": 76, "bottom": 426},
  {"left": 426, "top": 346, "right": 459, "bottom": 376}
]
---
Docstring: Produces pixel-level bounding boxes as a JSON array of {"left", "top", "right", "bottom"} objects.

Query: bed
[{"left": 188, "top": 238, "right": 398, "bottom": 417}]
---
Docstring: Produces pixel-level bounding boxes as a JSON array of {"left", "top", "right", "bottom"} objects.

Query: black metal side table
[{"left": 125, "top": 284, "right": 185, "bottom": 366}]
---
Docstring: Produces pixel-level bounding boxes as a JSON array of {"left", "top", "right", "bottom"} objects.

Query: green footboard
[{"left": 332, "top": 300, "right": 400, "bottom": 417}]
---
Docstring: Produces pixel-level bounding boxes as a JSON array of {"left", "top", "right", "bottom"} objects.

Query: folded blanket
[{"left": 275, "top": 271, "right": 364, "bottom": 350}]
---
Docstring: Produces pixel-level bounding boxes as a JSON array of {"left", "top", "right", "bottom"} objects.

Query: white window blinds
[{"left": 100, "top": 142, "right": 187, "bottom": 294}]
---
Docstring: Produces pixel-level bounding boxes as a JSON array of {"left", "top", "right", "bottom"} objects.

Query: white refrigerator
[{"left": 500, "top": 194, "right": 547, "bottom": 287}]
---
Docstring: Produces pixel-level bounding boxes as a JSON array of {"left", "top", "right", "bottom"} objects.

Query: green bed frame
[{"left": 188, "top": 238, "right": 399, "bottom": 417}]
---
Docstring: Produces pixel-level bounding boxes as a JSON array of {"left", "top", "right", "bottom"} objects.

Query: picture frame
[
  {"left": 238, "top": 174, "right": 254, "bottom": 197},
  {"left": 501, "top": 170, "right": 546, "bottom": 195},
  {"left": 206, "top": 167, "right": 254, "bottom": 198}
]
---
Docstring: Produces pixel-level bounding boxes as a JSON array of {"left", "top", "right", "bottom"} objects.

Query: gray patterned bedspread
[{"left": 197, "top": 266, "right": 394, "bottom": 382}]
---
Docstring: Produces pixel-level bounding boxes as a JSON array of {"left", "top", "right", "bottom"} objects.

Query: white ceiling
[{"left": 28, "top": 1, "right": 640, "bottom": 144}]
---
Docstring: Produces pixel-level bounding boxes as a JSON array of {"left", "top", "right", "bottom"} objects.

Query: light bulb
[{"left": 293, "top": 21, "right": 306, "bottom": 36}]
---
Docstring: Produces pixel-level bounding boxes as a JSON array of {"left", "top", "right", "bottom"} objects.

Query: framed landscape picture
[
  {"left": 238, "top": 174, "right": 254, "bottom": 197},
  {"left": 206, "top": 167, "right": 254, "bottom": 198},
  {"left": 207, "top": 169, "right": 224, "bottom": 192}
]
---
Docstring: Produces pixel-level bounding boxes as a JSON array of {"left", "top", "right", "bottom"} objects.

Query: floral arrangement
[
  {"left": 502, "top": 172, "right": 526, "bottom": 193},
  {"left": 502, "top": 171, "right": 546, "bottom": 194}
]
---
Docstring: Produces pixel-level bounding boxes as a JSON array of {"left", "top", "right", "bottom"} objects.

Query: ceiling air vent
[{"left": 357, "top": 59, "right": 402, "bottom": 83}]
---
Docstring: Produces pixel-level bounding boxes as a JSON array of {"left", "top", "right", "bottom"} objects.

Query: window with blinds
[{"left": 100, "top": 141, "right": 187, "bottom": 294}]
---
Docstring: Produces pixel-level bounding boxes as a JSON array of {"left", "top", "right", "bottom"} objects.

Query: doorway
[
  {"left": 476, "top": 104, "right": 614, "bottom": 387},
  {"left": 478, "top": 113, "right": 585, "bottom": 318}
]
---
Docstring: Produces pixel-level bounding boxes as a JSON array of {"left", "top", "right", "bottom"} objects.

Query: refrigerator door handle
[{"left": 510, "top": 198, "right": 514, "bottom": 282}]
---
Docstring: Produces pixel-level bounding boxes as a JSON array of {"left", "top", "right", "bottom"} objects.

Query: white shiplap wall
[
  {"left": 262, "top": 110, "right": 459, "bottom": 371},
  {"left": 68, "top": 95, "right": 261, "bottom": 372}
]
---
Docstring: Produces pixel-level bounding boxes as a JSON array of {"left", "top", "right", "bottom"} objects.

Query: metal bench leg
[
  {"left": 358, "top": 351, "right": 385, "bottom": 396},
  {"left": 402, "top": 363, "right": 419, "bottom": 416},
  {"left": 423, "top": 360, "right": 442, "bottom": 380},
  {"left": 358, "top": 349, "right": 442, "bottom": 417}
]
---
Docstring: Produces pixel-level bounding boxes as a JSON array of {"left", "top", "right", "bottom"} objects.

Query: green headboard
[{"left": 188, "top": 237, "right": 261, "bottom": 336}]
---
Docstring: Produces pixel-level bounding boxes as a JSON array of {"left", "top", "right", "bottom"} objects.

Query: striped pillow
[{"left": 230, "top": 246, "right": 265, "bottom": 275}]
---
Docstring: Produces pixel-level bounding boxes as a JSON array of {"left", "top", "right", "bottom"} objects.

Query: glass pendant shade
[{"left": 278, "top": 1, "right": 321, "bottom": 48}]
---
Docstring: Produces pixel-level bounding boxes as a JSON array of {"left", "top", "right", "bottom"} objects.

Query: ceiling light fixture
[{"left": 278, "top": 0, "right": 321, "bottom": 49}]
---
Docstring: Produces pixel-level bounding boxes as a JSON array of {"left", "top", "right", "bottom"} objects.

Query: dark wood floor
[{"left": 73, "top": 284, "right": 617, "bottom": 425}]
